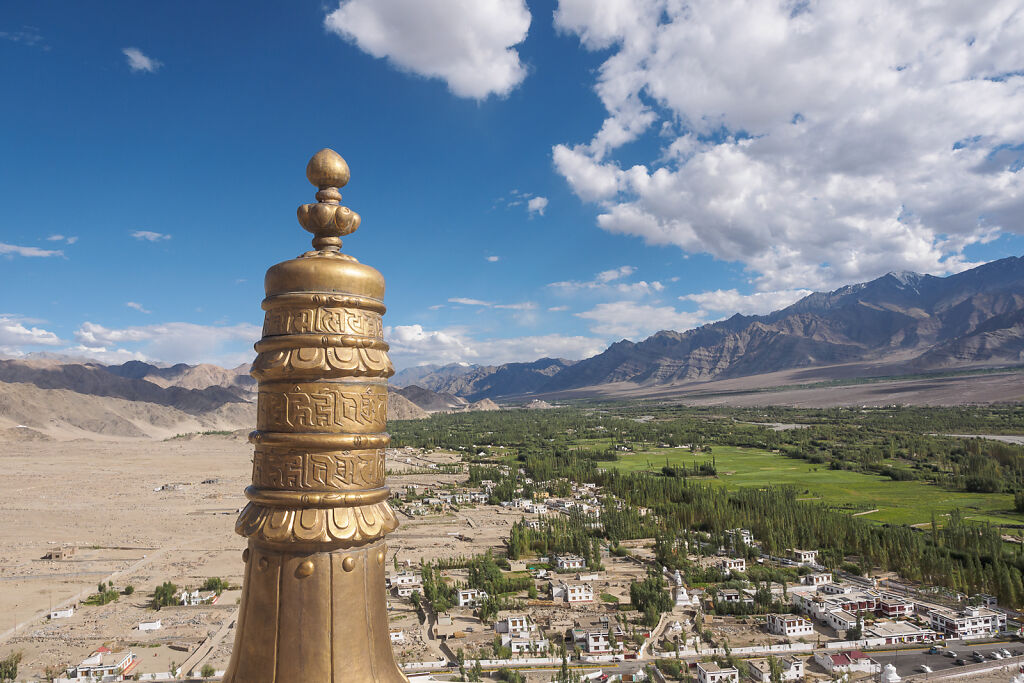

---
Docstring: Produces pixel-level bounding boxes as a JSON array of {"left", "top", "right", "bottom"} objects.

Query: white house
[
  {"left": 719, "top": 557, "right": 746, "bottom": 574},
  {"left": 496, "top": 614, "right": 536, "bottom": 637},
  {"left": 138, "top": 619, "right": 162, "bottom": 632},
  {"left": 800, "top": 573, "right": 831, "bottom": 586},
  {"left": 66, "top": 649, "right": 138, "bottom": 680},
  {"left": 727, "top": 528, "right": 754, "bottom": 546},
  {"left": 555, "top": 554, "right": 586, "bottom": 570},
  {"left": 501, "top": 633, "right": 550, "bottom": 654},
  {"left": 387, "top": 572, "right": 419, "bottom": 588},
  {"left": 552, "top": 582, "right": 594, "bottom": 604},
  {"left": 814, "top": 650, "right": 879, "bottom": 675},
  {"left": 389, "top": 629, "right": 405, "bottom": 643},
  {"left": 929, "top": 605, "right": 1006, "bottom": 640},
  {"left": 748, "top": 657, "right": 804, "bottom": 682},
  {"left": 825, "top": 609, "right": 858, "bottom": 633},
  {"left": 717, "top": 589, "right": 754, "bottom": 607},
  {"left": 49, "top": 607, "right": 74, "bottom": 620},
  {"left": 396, "top": 582, "right": 423, "bottom": 598},
  {"left": 766, "top": 613, "right": 814, "bottom": 638},
  {"left": 789, "top": 549, "right": 818, "bottom": 565},
  {"left": 696, "top": 661, "right": 739, "bottom": 683},
  {"left": 571, "top": 618, "right": 625, "bottom": 653},
  {"left": 457, "top": 588, "right": 489, "bottom": 607}
]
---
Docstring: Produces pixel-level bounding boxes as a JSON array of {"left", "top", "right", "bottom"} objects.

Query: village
[{"left": 2, "top": 439, "right": 1024, "bottom": 682}]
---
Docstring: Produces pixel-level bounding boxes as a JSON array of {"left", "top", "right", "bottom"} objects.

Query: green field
[{"left": 601, "top": 445, "right": 1024, "bottom": 527}]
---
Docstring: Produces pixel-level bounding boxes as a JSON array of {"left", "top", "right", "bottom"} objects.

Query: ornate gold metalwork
[{"left": 224, "top": 149, "right": 407, "bottom": 682}]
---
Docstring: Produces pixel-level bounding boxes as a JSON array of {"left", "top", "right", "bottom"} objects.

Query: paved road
[{"left": 872, "top": 640, "right": 1023, "bottom": 679}]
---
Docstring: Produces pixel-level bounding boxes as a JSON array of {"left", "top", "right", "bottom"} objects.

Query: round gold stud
[
  {"left": 377, "top": 550, "right": 385, "bottom": 565},
  {"left": 242, "top": 548, "right": 250, "bottom": 563},
  {"left": 297, "top": 560, "right": 315, "bottom": 578},
  {"left": 342, "top": 556, "right": 356, "bottom": 572},
  {"left": 258, "top": 557, "right": 269, "bottom": 571}
]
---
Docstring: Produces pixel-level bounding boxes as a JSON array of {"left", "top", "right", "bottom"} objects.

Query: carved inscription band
[
  {"left": 262, "top": 305, "right": 384, "bottom": 338},
  {"left": 253, "top": 448, "right": 386, "bottom": 491},
  {"left": 257, "top": 382, "right": 387, "bottom": 433}
]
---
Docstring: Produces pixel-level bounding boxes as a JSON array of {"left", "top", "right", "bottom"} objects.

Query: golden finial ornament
[{"left": 223, "top": 149, "right": 407, "bottom": 682}]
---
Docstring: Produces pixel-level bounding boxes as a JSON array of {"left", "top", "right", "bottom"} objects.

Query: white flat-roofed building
[
  {"left": 496, "top": 614, "right": 535, "bottom": 637},
  {"left": 49, "top": 607, "right": 74, "bottom": 620},
  {"left": 696, "top": 661, "right": 739, "bottom": 683},
  {"left": 388, "top": 569, "right": 425, "bottom": 583},
  {"left": 396, "top": 582, "right": 423, "bottom": 598},
  {"left": 501, "top": 633, "right": 549, "bottom": 654},
  {"left": 929, "top": 605, "right": 1006, "bottom": 640},
  {"left": 457, "top": 588, "right": 488, "bottom": 607},
  {"left": 552, "top": 582, "right": 594, "bottom": 603},
  {"left": 789, "top": 549, "right": 818, "bottom": 565},
  {"left": 814, "top": 650, "right": 878, "bottom": 675},
  {"left": 866, "top": 620, "right": 936, "bottom": 644},
  {"left": 66, "top": 649, "right": 138, "bottom": 680},
  {"left": 555, "top": 554, "right": 586, "bottom": 570},
  {"left": 727, "top": 528, "right": 754, "bottom": 545},
  {"left": 720, "top": 557, "right": 746, "bottom": 574},
  {"left": 571, "top": 617, "right": 624, "bottom": 653},
  {"left": 826, "top": 609, "right": 858, "bottom": 633},
  {"left": 748, "top": 657, "right": 804, "bottom": 682},
  {"left": 877, "top": 593, "right": 914, "bottom": 619},
  {"left": 801, "top": 572, "right": 831, "bottom": 586},
  {"left": 767, "top": 613, "right": 814, "bottom": 637}
]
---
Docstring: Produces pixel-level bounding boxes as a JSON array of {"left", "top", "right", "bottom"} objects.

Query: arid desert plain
[{"left": 0, "top": 430, "right": 519, "bottom": 680}]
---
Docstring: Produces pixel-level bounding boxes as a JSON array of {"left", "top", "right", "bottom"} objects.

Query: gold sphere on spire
[{"left": 306, "top": 148, "right": 350, "bottom": 189}]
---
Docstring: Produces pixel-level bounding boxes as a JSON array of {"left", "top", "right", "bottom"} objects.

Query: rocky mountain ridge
[{"left": 402, "top": 256, "right": 1024, "bottom": 400}]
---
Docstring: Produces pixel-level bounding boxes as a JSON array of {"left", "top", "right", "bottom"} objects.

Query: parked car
[
  {"left": 946, "top": 650, "right": 958, "bottom": 658},
  {"left": 927, "top": 646, "right": 942, "bottom": 655},
  {"left": 920, "top": 665, "right": 933, "bottom": 673},
  {"left": 955, "top": 659, "right": 967, "bottom": 666},
  {"left": 990, "top": 651, "right": 1003, "bottom": 659}
]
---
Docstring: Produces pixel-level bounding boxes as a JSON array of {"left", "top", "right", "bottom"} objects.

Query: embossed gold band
[{"left": 244, "top": 485, "right": 391, "bottom": 508}]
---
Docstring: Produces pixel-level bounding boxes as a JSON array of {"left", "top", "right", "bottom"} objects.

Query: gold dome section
[{"left": 264, "top": 256, "right": 385, "bottom": 300}]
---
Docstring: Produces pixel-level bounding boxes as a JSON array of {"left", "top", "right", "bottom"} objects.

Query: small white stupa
[{"left": 879, "top": 663, "right": 901, "bottom": 683}]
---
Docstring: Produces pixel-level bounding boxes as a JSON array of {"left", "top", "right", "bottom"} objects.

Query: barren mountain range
[
  {"left": 395, "top": 256, "right": 1024, "bottom": 400},
  {"left": 2, "top": 256, "right": 1022, "bottom": 438}
]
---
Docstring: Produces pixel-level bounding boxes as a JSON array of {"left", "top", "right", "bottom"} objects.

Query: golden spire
[{"left": 223, "top": 149, "right": 406, "bottom": 682}]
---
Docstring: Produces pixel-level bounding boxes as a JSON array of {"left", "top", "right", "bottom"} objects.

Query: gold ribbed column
[{"left": 224, "top": 149, "right": 407, "bottom": 682}]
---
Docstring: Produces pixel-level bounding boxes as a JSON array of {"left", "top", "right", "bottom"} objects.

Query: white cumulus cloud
[
  {"left": 386, "top": 323, "right": 604, "bottom": 367},
  {"left": 575, "top": 301, "right": 706, "bottom": 339},
  {"left": 549, "top": 265, "right": 664, "bottom": 296},
  {"left": 553, "top": 0, "right": 1024, "bottom": 291},
  {"left": 73, "top": 321, "right": 260, "bottom": 366},
  {"left": 122, "top": 47, "right": 161, "bottom": 73},
  {"left": 0, "top": 315, "right": 62, "bottom": 349},
  {"left": 527, "top": 196, "right": 548, "bottom": 216},
  {"left": 325, "top": 0, "right": 531, "bottom": 99},
  {"left": 682, "top": 288, "right": 813, "bottom": 316}
]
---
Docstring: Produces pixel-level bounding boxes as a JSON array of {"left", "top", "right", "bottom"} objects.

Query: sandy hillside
[{"left": 0, "top": 380, "right": 255, "bottom": 440}]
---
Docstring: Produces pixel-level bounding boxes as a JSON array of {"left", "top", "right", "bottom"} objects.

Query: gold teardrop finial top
[
  {"left": 306, "top": 148, "right": 350, "bottom": 189},
  {"left": 297, "top": 148, "right": 360, "bottom": 255}
]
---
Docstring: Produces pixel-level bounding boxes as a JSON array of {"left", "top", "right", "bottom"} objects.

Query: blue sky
[{"left": 2, "top": 1, "right": 1023, "bottom": 370}]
